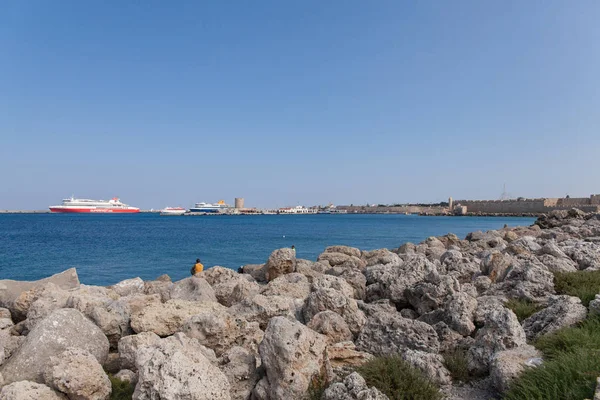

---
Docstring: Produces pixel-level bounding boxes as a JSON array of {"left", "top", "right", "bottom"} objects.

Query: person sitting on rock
[{"left": 191, "top": 258, "right": 204, "bottom": 275}]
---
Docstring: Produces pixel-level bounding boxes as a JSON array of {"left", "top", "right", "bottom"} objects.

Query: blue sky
[{"left": 1, "top": 1, "right": 599, "bottom": 210}]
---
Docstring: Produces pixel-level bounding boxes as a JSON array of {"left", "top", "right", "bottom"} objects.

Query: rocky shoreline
[{"left": 1, "top": 209, "right": 600, "bottom": 399}]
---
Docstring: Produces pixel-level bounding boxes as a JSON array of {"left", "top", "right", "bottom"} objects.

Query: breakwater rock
[{"left": 1, "top": 209, "right": 600, "bottom": 399}]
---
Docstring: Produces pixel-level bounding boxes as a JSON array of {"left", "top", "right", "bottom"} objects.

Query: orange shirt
[{"left": 194, "top": 262, "right": 204, "bottom": 274}]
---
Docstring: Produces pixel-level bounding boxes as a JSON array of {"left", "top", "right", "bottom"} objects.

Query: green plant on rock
[
  {"left": 504, "top": 298, "right": 542, "bottom": 322},
  {"left": 356, "top": 356, "right": 442, "bottom": 400},
  {"left": 442, "top": 348, "right": 471, "bottom": 383},
  {"left": 109, "top": 375, "right": 135, "bottom": 400},
  {"left": 554, "top": 270, "right": 600, "bottom": 306},
  {"left": 534, "top": 316, "right": 600, "bottom": 360},
  {"left": 503, "top": 348, "right": 600, "bottom": 400},
  {"left": 505, "top": 316, "right": 600, "bottom": 400}
]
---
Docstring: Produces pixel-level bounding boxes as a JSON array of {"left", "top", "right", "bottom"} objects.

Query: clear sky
[{"left": 1, "top": 1, "right": 599, "bottom": 210}]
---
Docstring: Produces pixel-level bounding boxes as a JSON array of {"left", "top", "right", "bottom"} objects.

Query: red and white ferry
[{"left": 49, "top": 197, "right": 140, "bottom": 213}]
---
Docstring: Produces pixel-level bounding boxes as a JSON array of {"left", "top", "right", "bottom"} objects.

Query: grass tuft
[
  {"left": 554, "top": 270, "right": 600, "bottom": 306},
  {"left": 503, "top": 348, "right": 600, "bottom": 400},
  {"left": 534, "top": 316, "right": 600, "bottom": 360},
  {"left": 442, "top": 348, "right": 471, "bottom": 383},
  {"left": 109, "top": 375, "right": 135, "bottom": 400},
  {"left": 356, "top": 356, "right": 442, "bottom": 400},
  {"left": 505, "top": 298, "right": 542, "bottom": 322},
  {"left": 506, "top": 316, "right": 600, "bottom": 399}
]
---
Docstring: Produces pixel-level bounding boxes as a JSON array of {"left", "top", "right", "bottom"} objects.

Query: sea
[{"left": 0, "top": 213, "right": 536, "bottom": 286}]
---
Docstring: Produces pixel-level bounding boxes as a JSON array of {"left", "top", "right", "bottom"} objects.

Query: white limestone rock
[
  {"left": 258, "top": 317, "right": 327, "bottom": 400},
  {"left": 0, "top": 381, "right": 67, "bottom": 400},
  {"left": 133, "top": 333, "right": 230, "bottom": 400},
  {"left": 117, "top": 331, "right": 161, "bottom": 371},
  {"left": 0, "top": 309, "right": 109, "bottom": 385},
  {"left": 522, "top": 295, "right": 587, "bottom": 341},
  {"left": 43, "top": 348, "right": 111, "bottom": 400}
]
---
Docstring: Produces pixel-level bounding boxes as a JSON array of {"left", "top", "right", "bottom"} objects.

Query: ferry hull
[{"left": 49, "top": 207, "right": 140, "bottom": 213}]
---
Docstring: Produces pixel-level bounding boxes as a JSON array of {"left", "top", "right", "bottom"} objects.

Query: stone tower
[{"left": 448, "top": 197, "right": 454, "bottom": 210}]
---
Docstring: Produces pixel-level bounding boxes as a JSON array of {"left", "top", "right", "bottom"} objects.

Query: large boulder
[
  {"left": 0, "top": 381, "right": 67, "bottom": 400},
  {"left": 303, "top": 289, "right": 366, "bottom": 336},
  {"left": 537, "top": 254, "right": 578, "bottom": 273},
  {"left": 111, "top": 278, "right": 145, "bottom": 297},
  {"left": 22, "top": 283, "right": 70, "bottom": 331},
  {"left": 307, "top": 311, "right": 353, "bottom": 344},
  {"left": 0, "top": 269, "right": 79, "bottom": 320},
  {"left": 322, "top": 372, "right": 388, "bottom": 400},
  {"left": 265, "top": 248, "right": 296, "bottom": 281},
  {"left": 311, "top": 275, "right": 355, "bottom": 299},
  {"left": 405, "top": 274, "right": 459, "bottom": 315},
  {"left": 215, "top": 278, "right": 260, "bottom": 307},
  {"left": 401, "top": 349, "right": 451, "bottom": 385},
  {"left": 229, "top": 294, "right": 299, "bottom": 330},
  {"left": 182, "top": 309, "right": 263, "bottom": 356},
  {"left": 143, "top": 277, "right": 173, "bottom": 302},
  {"left": 563, "top": 242, "right": 600, "bottom": 270},
  {"left": 90, "top": 294, "right": 161, "bottom": 349},
  {"left": 258, "top": 317, "right": 327, "bottom": 400},
  {"left": 0, "top": 309, "right": 109, "bottom": 385},
  {"left": 490, "top": 345, "right": 542, "bottom": 393},
  {"left": 480, "top": 252, "right": 513, "bottom": 283},
  {"left": 219, "top": 347, "right": 261, "bottom": 400},
  {"left": 0, "top": 331, "right": 24, "bottom": 368},
  {"left": 493, "top": 261, "right": 555, "bottom": 301},
  {"left": 200, "top": 266, "right": 238, "bottom": 286},
  {"left": 356, "top": 309, "right": 439, "bottom": 356},
  {"left": 362, "top": 249, "right": 402, "bottom": 267},
  {"left": 326, "top": 341, "right": 374, "bottom": 372},
  {"left": 324, "top": 246, "right": 362, "bottom": 259},
  {"left": 522, "top": 295, "right": 587, "bottom": 341},
  {"left": 66, "top": 286, "right": 116, "bottom": 318},
  {"left": 327, "top": 269, "right": 367, "bottom": 300},
  {"left": 130, "top": 299, "right": 226, "bottom": 336},
  {"left": 365, "top": 255, "right": 437, "bottom": 306},
  {"left": 200, "top": 267, "right": 259, "bottom": 306},
  {"left": 134, "top": 333, "right": 230, "bottom": 400},
  {"left": 169, "top": 277, "right": 217, "bottom": 303},
  {"left": 118, "top": 331, "right": 161, "bottom": 371},
  {"left": 418, "top": 291, "right": 477, "bottom": 337},
  {"left": 467, "top": 306, "right": 526, "bottom": 375},
  {"left": 295, "top": 260, "right": 329, "bottom": 282},
  {"left": 318, "top": 252, "right": 367, "bottom": 271},
  {"left": 442, "top": 292, "right": 477, "bottom": 336},
  {"left": 225, "top": 279, "right": 261, "bottom": 307},
  {"left": 440, "top": 251, "right": 480, "bottom": 282},
  {"left": 506, "top": 236, "right": 542, "bottom": 255},
  {"left": 240, "top": 264, "right": 267, "bottom": 283},
  {"left": 43, "top": 348, "right": 111, "bottom": 400},
  {"left": 261, "top": 273, "right": 311, "bottom": 300}
]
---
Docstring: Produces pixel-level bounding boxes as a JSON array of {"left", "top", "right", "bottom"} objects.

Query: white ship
[
  {"left": 49, "top": 197, "right": 140, "bottom": 213},
  {"left": 189, "top": 200, "right": 231, "bottom": 213},
  {"left": 160, "top": 207, "right": 186, "bottom": 216}
]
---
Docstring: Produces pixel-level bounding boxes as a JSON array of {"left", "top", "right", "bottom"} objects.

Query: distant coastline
[{"left": 3, "top": 193, "right": 599, "bottom": 217}]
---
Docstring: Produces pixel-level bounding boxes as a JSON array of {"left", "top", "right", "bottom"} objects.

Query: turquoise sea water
[{"left": 0, "top": 214, "right": 536, "bottom": 286}]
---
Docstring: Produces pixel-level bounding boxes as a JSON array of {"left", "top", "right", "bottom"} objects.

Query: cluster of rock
[{"left": 1, "top": 208, "right": 599, "bottom": 399}]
